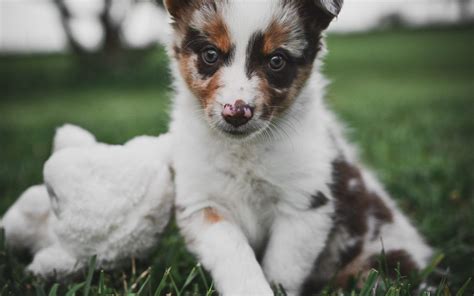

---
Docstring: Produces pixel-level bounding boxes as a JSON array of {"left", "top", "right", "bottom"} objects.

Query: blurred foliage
[{"left": 0, "top": 26, "right": 473, "bottom": 294}]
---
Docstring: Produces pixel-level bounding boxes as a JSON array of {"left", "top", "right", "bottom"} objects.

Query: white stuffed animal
[{"left": 1, "top": 124, "right": 175, "bottom": 278}]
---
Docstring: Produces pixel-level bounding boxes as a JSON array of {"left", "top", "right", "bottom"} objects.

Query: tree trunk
[
  {"left": 458, "top": 0, "right": 472, "bottom": 23},
  {"left": 99, "top": 0, "right": 123, "bottom": 56},
  {"left": 52, "top": 0, "right": 86, "bottom": 55}
]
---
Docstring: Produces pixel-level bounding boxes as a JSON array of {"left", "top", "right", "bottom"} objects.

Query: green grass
[{"left": 0, "top": 26, "right": 473, "bottom": 295}]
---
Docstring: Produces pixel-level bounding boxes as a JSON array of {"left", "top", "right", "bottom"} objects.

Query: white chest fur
[{"left": 170, "top": 84, "right": 339, "bottom": 250}]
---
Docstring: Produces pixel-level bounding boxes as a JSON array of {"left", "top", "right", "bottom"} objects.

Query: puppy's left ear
[
  {"left": 162, "top": 0, "right": 195, "bottom": 22},
  {"left": 314, "top": 0, "right": 343, "bottom": 18}
]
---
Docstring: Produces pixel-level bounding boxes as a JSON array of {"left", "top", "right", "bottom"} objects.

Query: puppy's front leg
[
  {"left": 177, "top": 207, "right": 273, "bottom": 296},
  {"left": 262, "top": 208, "right": 333, "bottom": 296}
]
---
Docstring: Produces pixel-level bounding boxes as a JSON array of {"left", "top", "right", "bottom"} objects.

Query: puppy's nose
[{"left": 222, "top": 100, "right": 253, "bottom": 127}]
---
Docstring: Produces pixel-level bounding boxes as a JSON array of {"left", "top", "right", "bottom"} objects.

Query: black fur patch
[
  {"left": 310, "top": 191, "right": 329, "bottom": 209},
  {"left": 182, "top": 28, "right": 235, "bottom": 79},
  {"left": 245, "top": 32, "right": 308, "bottom": 90},
  {"left": 245, "top": 32, "right": 265, "bottom": 78},
  {"left": 284, "top": 0, "right": 339, "bottom": 30},
  {"left": 330, "top": 159, "right": 393, "bottom": 238},
  {"left": 300, "top": 159, "right": 394, "bottom": 295}
]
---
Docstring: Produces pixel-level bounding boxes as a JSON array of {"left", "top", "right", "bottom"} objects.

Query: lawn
[{"left": 0, "top": 26, "right": 473, "bottom": 295}]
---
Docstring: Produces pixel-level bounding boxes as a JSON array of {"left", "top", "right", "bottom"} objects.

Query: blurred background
[
  {"left": 1, "top": 0, "right": 473, "bottom": 294},
  {"left": 1, "top": 0, "right": 474, "bottom": 52}
]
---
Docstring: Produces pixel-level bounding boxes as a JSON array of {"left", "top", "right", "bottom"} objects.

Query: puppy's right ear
[
  {"left": 310, "top": 0, "right": 343, "bottom": 29},
  {"left": 315, "top": 0, "right": 343, "bottom": 18},
  {"left": 163, "top": 0, "right": 193, "bottom": 21}
]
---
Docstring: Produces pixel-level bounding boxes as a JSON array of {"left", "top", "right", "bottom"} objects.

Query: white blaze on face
[{"left": 212, "top": 0, "right": 277, "bottom": 107}]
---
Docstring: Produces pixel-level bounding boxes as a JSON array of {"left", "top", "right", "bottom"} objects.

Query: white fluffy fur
[
  {"left": 52, "top": 124, "right": 97, "bottom": 152},
  {"left": 2, "top": 185, "right": 54, "bottom": 254},
  {"left": 2, "top": 125, "right": 175, "bottom": 277}
]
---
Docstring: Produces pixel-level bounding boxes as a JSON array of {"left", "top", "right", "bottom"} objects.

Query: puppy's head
[{"left": 166, "top": 0, "right": 342, "bottom": 138}]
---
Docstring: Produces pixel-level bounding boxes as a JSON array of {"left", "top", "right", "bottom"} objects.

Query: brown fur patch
[
  {"left": 301, "top": 160, "right": 395, "bottom": 294},
  {"left": 165, "top": 0, "right": 204, "bottom": 32},
  {"left": 263, "top": 20, "right": 290, "bottom": 55},
  {"left": 256, "top": 65, "right": 313, "bottom": 118},
  {"left": 331, "top": 160, "right": 393, "bottom": 238},
  {"left": 203, "top": 207, "right": 223, "bottom": 224},
  {"left": 285, "top": 64, "right": 313, "bottom": 102},
  {"left": 333, "top": 250, "right": 418, "bottom": 290},
  {"left": 257, "top": 78, "right": 282, "bottom": 118},
  {"left": 199, "top": 73, "right": 221, "bottom": 109},
  {"left": 178, "top": 54, "right": 221, "bottom": 108},
  {"left": 203, "top": 16, "right": 232, "bottom": 53},
  {"left": 173, "top": 45, "right": 181, "bottom": 58},
  {"left": 369, "top": 249, "right": 419, "bottom": 278},
  {"left": 333, "top": 255, "right": 369, "bottom": 289}
]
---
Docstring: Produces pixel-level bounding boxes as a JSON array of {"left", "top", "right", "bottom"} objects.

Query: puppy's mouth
[
  {"left": 212, "top": 120, "right": 258, "bottom": 138},
  {"left": 219, "top": 125, "right": 256, "bottom": 137}
]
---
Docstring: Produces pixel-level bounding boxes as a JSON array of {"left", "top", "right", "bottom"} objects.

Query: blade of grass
[
  {"left": 443, "top": 285, "right": 452, "bottom": 296},
  {"left": 274, "top": 283, "right": 287, "bottom": 296},
  {"left": 131, "top": 257, "right": 137, "bottom": 282},
  {"left": 360, "top": 269, "right": 379, "bottom": 296},
  {"left": 48, "top": 283, "right": 59, "bottom": 296},
  {"left": 436, "top": 277, "right": 447, "bottom": 296},
  {"left": 385, "top": 286, "right": 400, "bottom": 296},
  {"left": 35, "top": 284, "right": 47, "bottom": 296},
  {"left": 193, "top": 283, "right": 200, "bottom": 296},
  {"left": 131, "top": 267, "right": 151, "bottom": 292},
  {"left": 179, "top": 265, "right": 198, "bottom": 294},
  {"left": 83, "top": 255, "right": 97, "bottom": 296},
  {"left": 455, "top": 277, "right": 471, "bottom": 296},
  {"left": 197, "top": 263, "right": 209, "bottom": 291},
  {"left": 122, "top": 272, "right": 129, "bottom": 294},
  {"left": 169, "top": 272, "right": 180, "bottom": 296},
  {"left": 98, "top": 270, "right": 105, "bottom": 295},
  {"left": 137, "top": 275, "right": 151, "bottom": 296},
  {"left": 65, "top": 283, "right": 85, "bottom": 296},
  {"left": 205, "top": 282, "right": 214, "bottom": 296},
  {"left": 420, "top": 253, "right": 445, "bottom": 281},
  {"left": 153, "top": 268, "right": 171, "bottom": 296}
]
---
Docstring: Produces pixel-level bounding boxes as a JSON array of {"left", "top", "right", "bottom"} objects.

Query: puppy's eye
[
  {"left": 269, "top": 54, "right": 286, "bottom": 71},
  {"left": 201, "top": 47, "right": 220, "bottom": 65}
]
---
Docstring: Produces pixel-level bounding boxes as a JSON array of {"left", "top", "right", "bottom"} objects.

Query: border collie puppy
[{"left": 165, "top": 0, "right": 432, "bottom": 295}]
